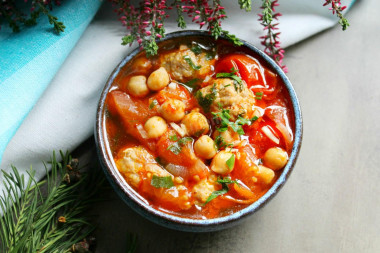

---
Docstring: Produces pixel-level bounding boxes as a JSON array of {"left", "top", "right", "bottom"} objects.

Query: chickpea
[
  {"left": 181, "top": 112, "right": 209, "bottom": 137},
  {"left": 147, "top": 67, "right": 170, "bottom": 91},
  {"left": 256, "top": 165, "right": 275, "bottom": 184},
  {"left": 160, "top": 99, "right": 186, "bottom": 122},
  {"left": 144, "top": 116, "right": 167, "bottom": 138},
  {"left": 127, "top": 75, "right": 149, "bottom": 97},
  {"left": 213, "top": 127, "right": 240, "bottom": 144},
  {"left": 132, "top": 57, "right": 152, "bottom": 71},
  {"left": 194, "top": 135, "right": 217, "bottom": 159},
  {"left": 211, "top": 151, "right": 235, "bottom": 175},
  {"left": 263, "top": 147, "right": 288, "bottom": 170}
]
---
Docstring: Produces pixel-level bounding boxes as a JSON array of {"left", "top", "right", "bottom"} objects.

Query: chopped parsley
[
  {"left": 214, "top": 135, "right": 233, "bottom": 150},
  {"left": 167, "top": 137, "right": 193, "bottom": 155},
  {"left": 206, "top": 50, "right": 216, "bottom": 60},
  {"left": 251, "top": 116, "right": 259, "bottom": 122},
  {"left": 195, "top": 84, "right": 217, "bottom": 113},
  {"left": 183, "top": 78, "right": 201, "bottom": 89},
  {"left": 183, "top": 55, "right": 201, "bottom": 70},
  {"left": 169, "top": 134, "right": 178, "bottom": 141},
  {"left": 216, "top": 177, "right": 239, "bottom": 185},
  {"left": 204, "top": 184, "right": 229, "bottom": 204},
  {"left": 212, "top": 109, "right": 257, "bottom": 136},
  {"left": 226, "top": 154, "right": 235, "bottom": 170},
  {"left": 255, "top": 92, "right": 263, "bottom": 100},
  {"left": 216, "top": 68, "right": 243, "bottom": 92},
  {"left": 151, "top": 175, "right": 174, "bottom": 188},
  {"left": 190, "top": 44, "right": 202, "bottom": 55},
  {"left": 205, "top": 177, "right": 239, "bottom": 204},
  {"left": 149, "top": 99, "right": 158, "bottom": 109}
]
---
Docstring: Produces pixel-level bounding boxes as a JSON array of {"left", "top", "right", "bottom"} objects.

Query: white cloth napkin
[{"left": 0, "top": 1, "right": 354, "bottom": 193}]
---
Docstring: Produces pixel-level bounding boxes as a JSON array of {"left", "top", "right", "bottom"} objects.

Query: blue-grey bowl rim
[{"left": 95, "top": 30, "right": 303, "bottom": 232}]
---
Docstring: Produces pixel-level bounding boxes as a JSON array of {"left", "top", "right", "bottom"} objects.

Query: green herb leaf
[
  {"left": 206, "top": 51, "right": 216, "bottom": 60},
  {"left": 167, "top": 143, "right": 181, "bottom": 155},
  {"left": 226, "top": 154, "right": 235, "bottom": 170},
  {"left": 177, "top": 136, "right": 193, "bottom": 145},
  {"left": 151, "top": 175, "right": 174, "bottom": 188},
  {"left": 183, "top": 55, "right": 201, "bottom": 70},
  {"left": 215, "top": 135, "right": 233, "bottom": 150},
  {"left": 169, "top": 134, "right": 178, "bottom": 141},
  {"left": 167, "top": 137, "right": 193, "bottom": 155},
  {"left": 205, "top": 184, "right": 229, "bottom": 204},
  {"left": 216, "top": 68, "right": 243, "bottom": 92},
  {"left": 190, "top": 44, "right": 202, "bottom": 55},
  {"left": 217, "top": 177, "right": 239, "bottom": 185},
  {"left": 183, "top": 78, "right": 201, "bottom": 89},
  {"left": 251, "top": 116, "right": 259, "bottom": 122},
  {"left": 196, "top": 84, "right": 217, "bottom": 113},
  {"left": 204, "top": 177, "right": 239, "bottom": 204},
  {"left": 149, "top": 99, "right": 158, "bottom": 109},
  {"left": 255, "top": 92, "right": 263, "bottom": 100}
]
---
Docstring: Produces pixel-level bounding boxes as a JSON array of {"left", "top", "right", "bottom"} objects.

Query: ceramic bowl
[{"left": 95, "top": 30, "right": 302, "bottom": 232}]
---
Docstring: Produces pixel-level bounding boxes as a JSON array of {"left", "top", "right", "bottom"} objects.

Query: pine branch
[{"left": 0, "top": 151, "right": 105, "bottom": 253}]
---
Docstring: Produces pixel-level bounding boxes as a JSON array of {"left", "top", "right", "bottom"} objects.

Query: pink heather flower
[{"left": 146, "top": 30, "right": 151, "bottom": 35}]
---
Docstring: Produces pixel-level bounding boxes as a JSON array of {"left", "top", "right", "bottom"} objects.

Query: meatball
[
  {"left": 192, "top": 178, "right": 216, "bottom": 203},
  {"left": 160, "top": 45, "right": 213, "bottom": 82},
  {"left": 116, "top": 146, "right": 170, "bottom": 188},
  {"left": 198, "top": 78, "right": 256, "bottom": 120}
]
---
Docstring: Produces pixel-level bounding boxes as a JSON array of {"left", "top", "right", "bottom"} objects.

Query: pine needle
[{"left": 0, "top": 151, "right": 105, "bottom": 253}]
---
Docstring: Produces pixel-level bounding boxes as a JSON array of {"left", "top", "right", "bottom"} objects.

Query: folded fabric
[
  {"left": 0, "top": 0, "right": 102, "bottom": 162},
  {"left": 0, "top": 0, "right": 355, "bottom": 194}
]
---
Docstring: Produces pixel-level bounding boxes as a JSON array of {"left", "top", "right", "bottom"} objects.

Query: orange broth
[{"left": 104, "top": 37, "right": 294, "bottom": 219}]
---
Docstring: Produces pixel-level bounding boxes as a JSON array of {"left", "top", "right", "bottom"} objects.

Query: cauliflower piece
[
  {"left": 192, "top": 178, "right": 216, "bottom": 203},
  {"left": 116, "top": 146, "right": 170, "bottom": 188},
  {"left": 160, "top": 45, "right": 213, "bottom": 82},
  {"left": 198, "top": 78, "right": 256, "bottom": 120}
]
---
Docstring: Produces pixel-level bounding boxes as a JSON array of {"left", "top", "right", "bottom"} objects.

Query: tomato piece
[
  {"left": 156, "top": 131, "right": 209, "bottom": 179},
  {"left": 215, "top": 54, "right": 265, "bottom": 88},
  {"left": 107, "top": 90, "right": 157, "bottom": 150},
  {"left": 244, "top": 116, "right": 287, "bottom": 156}
]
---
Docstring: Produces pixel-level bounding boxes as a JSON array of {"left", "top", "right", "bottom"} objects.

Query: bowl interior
[{"left": 95, "top": 30, "right": 302, "bottom": 232}]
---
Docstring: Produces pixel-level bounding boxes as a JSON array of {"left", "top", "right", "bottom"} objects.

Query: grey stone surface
[{"left": 86, "top": 0, "right": 380, "bottom": 252}]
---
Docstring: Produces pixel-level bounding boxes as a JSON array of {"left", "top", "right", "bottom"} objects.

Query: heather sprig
[
  {"left": 323, "top": 0, "right": 349, "bottom": 30},
  {"left": 258, "top": 0, "right": 287, "bottom": 73},
  {"left": 0, "top": 0, "right": 65, "bottom": 33}
]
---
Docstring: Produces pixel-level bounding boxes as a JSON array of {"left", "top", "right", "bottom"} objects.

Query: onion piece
[
  {"left": 168, "top": 82, "right": 177, "bottom": 89},
  {"left": 276, "top": 122, "right": 293, "bottom": 150},
  {"left": 170, "top": 122, "right": 187, "bottom": 137},
  {"left": 165, "top": 163, "right": 189, "bottom": 178},
  {"left": 261, "top": 126, "right": 280, "bottom": 144},
  {"left": 136, "top": 124, "right": 148, "bottom": 139}
]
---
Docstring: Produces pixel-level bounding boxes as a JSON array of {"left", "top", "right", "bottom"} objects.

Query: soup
[{"left": 103, "top": 37, "right": 294, "bottom": 219}]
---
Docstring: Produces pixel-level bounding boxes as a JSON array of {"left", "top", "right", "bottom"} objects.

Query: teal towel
[{"left": 0, "top": 0, "right": 102, "bottom": 162}]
